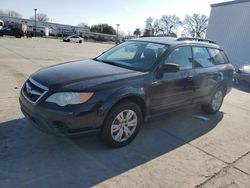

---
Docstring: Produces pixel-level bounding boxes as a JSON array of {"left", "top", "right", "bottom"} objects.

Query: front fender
[{"left": 99, "top": 86, "right": 147, "bottom": 117}]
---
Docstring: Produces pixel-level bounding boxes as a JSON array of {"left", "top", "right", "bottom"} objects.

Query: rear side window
[
  {"left": 193, "top": 47, "right": 213, "bottom": 68},
  {"left": 164, "top": 46, "right": 192, "bottom": 70},
  {"left": 207, "top": 48, "right": 228, "bottom": 65}
]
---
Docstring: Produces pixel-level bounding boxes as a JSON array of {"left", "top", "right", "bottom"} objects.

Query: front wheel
[
  {"left": 202, "top": 87, "right": 224, "bottom": 114},
  {"left": 101, "top": 101, "right": 142, "bottom": 148},
  {"left": 79, "top": 40, "right": 82, "bottom": 43}
]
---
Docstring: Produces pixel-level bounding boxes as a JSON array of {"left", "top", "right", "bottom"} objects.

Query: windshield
[{"left": 96, "top": 41, "right": 168, "bottom": 71}]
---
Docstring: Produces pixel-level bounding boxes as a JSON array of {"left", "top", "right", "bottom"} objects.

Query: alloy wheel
[
  {"left": 111, "top": 109, "right": 138, "bottom": 142},
  {"left": 211, "top": 90, "right": 223, "bottom": 111}
]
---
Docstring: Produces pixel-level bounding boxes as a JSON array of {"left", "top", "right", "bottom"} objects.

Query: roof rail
[{"left": 176, "top": 37, "right": 216, "bottom": 44}]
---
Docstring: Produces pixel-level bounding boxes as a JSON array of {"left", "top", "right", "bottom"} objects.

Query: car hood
[{"left": 31, "top": 59, "right": 144, "bottom": 90}]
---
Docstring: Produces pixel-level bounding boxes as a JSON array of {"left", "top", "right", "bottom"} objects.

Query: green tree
[
  {"left": 133, "top": 28, "right": 141, "bottom": 37},
  {"left": 90, "top": 24, "right": 116, "bottom": 35}
]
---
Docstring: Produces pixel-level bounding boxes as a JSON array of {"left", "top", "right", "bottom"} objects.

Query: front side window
[
  {"left": 193, "top": 47, "right": 213, "bottom": 68},
  {"left": 96, "top": 41, "right": 168, "bottom": 71},
  {"left": 164, "top": 46, "right": 192, "bottom": 70}
]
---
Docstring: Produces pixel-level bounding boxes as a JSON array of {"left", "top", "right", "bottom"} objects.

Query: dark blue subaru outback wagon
[{"left": 20, "top": 37, "right": 234, "bottom": 147}]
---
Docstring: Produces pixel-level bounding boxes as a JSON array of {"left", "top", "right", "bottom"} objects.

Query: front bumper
[{"left": 19, "top": 93, "right": 104, "bottom": 135}]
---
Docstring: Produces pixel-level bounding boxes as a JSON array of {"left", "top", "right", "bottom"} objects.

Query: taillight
[{"left": 227, "top": 64, "right": 235, "bottom": 72}]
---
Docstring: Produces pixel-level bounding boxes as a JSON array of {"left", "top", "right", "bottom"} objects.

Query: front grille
[{"left": 22, "top": 78, "right": 48, "bottom": 103}]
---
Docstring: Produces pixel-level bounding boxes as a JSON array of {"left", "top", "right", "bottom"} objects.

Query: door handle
[{"left": 152, "top": 80, "right": 164, "bottom": 85}]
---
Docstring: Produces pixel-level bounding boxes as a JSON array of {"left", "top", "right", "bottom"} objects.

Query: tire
[
  {"left": 233, "top": 77, "right": 240, "bottom": 85},
  {"left": 16, "top": 35, "right": 21, "bottom": 38},
  {"left": 67, "top": 39, "right": 70, "bottom": 42},
  {"left": 101, "top": 101, "right": 142, "bottom": 148},
  {"left": 79, "top": 40, "right": 82, "bottom": 43},
  {"left": 242, "top": 80, "right": 250, "bottom": 88},
  {"left": 202, "top": 87, "right": 225, "bottom": 114}
]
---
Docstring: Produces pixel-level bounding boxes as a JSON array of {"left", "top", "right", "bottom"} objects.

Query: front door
[{"left": 149, "top": 46, "right": 195, "bottom": 113}]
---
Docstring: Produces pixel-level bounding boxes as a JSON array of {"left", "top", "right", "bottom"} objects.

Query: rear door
[
  {"left": 70, "top": 36, "right": 78, "bottom": 42},
  {"left": 149, "top": 46, "right": 195, "bottom": 113},
  {"left": 191, "top": 46, "right": 221, "bottom": 102}
]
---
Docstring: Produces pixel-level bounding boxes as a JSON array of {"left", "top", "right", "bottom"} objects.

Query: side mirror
[
  {"left": 236, "top": 68, "right": 243, "bottom": 73},
  {"left": 160, "top": 63, "right": 180, "bottom": 73}
]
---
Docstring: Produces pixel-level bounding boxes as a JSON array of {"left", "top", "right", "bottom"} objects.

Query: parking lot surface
[{"left": 0, "top": 37, "right": 250, "bottom": 188}]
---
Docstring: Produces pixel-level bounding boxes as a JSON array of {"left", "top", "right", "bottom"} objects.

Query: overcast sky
[{"left": 1, "top": 0, "right": 230, "bottom": 33}]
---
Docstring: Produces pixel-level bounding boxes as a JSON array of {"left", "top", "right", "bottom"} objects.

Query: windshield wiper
[{"left": 93, "top": 58, "right": 123, "bottom": 68}]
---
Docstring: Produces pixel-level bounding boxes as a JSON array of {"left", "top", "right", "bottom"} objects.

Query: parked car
[
  {"left": 26, "top": 31, "right": 33, "bottom": 38},
  {"left": 63, "top": 35, "right": 83, "bottom": 43},
  {"left": 19, "top": 37, "right": 234, "bottom": 147},
  {"left": 234, "top": 65, "right": 250, "bottom": 86},
  {"left": 0, "top": 27, "right": 24, "bottom": 38}
]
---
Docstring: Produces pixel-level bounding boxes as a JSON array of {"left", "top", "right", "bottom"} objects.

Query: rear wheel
[
  {"left": 101, "top": 101, "right": 142, "bottom": 148},
  {"left": 202, "top": 87, "right": 224, "bottom": 114},
  {"left": 79, "top": 40, "right": 82, "bottom": 43},
  {"left": 242, "top": 80, "right": 250, "bottom": 88}
]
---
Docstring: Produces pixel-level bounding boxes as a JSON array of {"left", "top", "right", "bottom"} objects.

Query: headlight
[{"left": 45, "top": 92, "right": 93, "bottom": 106}]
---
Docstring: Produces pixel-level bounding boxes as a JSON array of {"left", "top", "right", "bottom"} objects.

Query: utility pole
[
  {"left": 116, "top": 24, "right": 120, "bottom": 44},
  {"left": 34, "top": 8, "right": 37, "bottom": 37}
]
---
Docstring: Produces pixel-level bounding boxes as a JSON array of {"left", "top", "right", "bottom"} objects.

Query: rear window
[{"left": 207, "top": 48, "right": 228, "bottom": 65}]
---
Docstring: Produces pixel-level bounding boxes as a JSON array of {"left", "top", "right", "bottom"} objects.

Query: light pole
[
  {"left": 116, "top": 24, "right": 120, "bottom": 44},
  {"left": 34, "top": 8, "right": 37, "bottom": 37}
]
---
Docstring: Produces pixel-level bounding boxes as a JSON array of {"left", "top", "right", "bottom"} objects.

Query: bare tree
[
  {"left": 160, "top": 15, "right": 181, "bottom": 35},
  {"left": 183, "top": 14, "right": 208, "bottom": 38},
  {"left": 145, "top": 17, "right": 154, "bottom": 35},
  {"left": 144, "top": 17, "right": 164, "bottom": 36},
  {"left": 152, "top": 19, "right": 163, "bottom": 35},
  {"left": 30, "top": 13, "right": 49, "bottom": 22},
  {"left": 77, "top": 22, "right": 89, "bottom": 28},
  {"left": 0, "top": 10, "right": 22, "bottom": 18}
]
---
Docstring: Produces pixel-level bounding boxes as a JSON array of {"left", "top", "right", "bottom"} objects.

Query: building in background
[
  {"left": 206, "top": 0, "right": 250, "bottom": 67},
  {"left": 0, "top": 16, "right": 118, "bottom": 41},
  {"left": 0, "top": 16, "right": 90, "bottom": 36}
]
